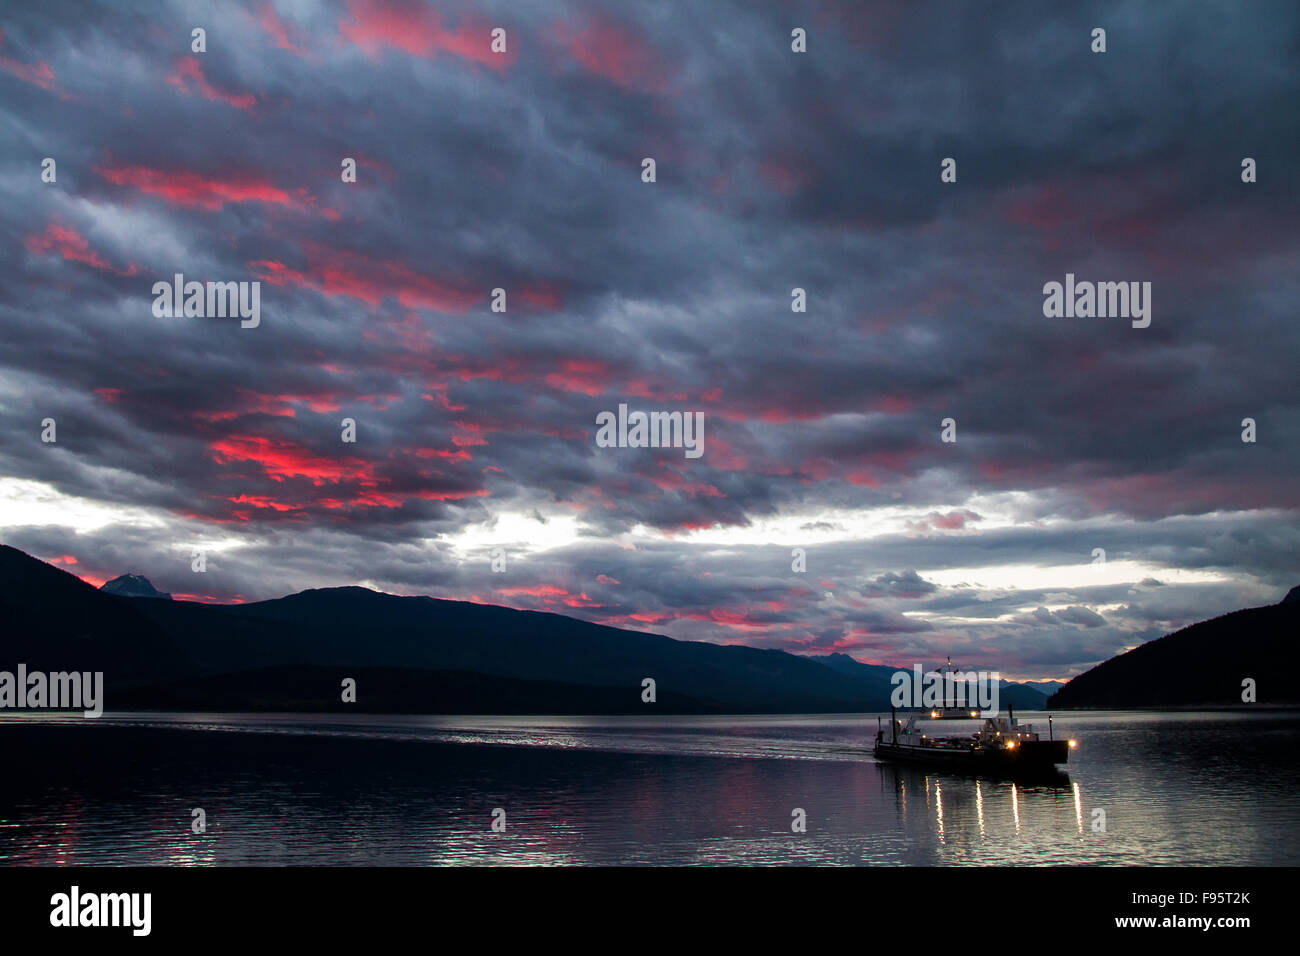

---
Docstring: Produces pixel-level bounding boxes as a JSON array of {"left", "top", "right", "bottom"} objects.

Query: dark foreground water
[{"left": 1, "top": 711, "right": 1297, "bottom": 865}]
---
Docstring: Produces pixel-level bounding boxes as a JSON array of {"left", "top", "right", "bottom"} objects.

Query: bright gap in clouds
[
  {"left": 440, "top": 501, "right": 973, "bottom": 560},
  {"left": 919, "top": 561, "right": 1232, "bottom": 591},
  {"left": 0, "top": 477, "right": 246, "bottom": 558},
  {"left": 635, "top": 502, "right": 1022, "bottom": 547},
  {"left": 0, "top": 476, "right": 170, "bottom": 534},
  {"left": 441, "top": 509, "right": 585, "bottom": 558}
]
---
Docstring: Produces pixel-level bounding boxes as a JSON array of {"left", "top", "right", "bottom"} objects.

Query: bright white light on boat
[
  {"left": 1068, "top": 739, "right": 1078, "bottom": 748},
  {"left": 1006, "top": 741, "right": 1017, "bottom": 749},
  {"left": 969, "top": 711, "right": 977, "bottom": 717},
  {"left": 930, "top": 711, "right": 938, "bottom": 718}
]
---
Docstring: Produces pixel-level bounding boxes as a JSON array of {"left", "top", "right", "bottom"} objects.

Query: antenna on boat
[
  {"left": 1048, "top": 714, "right": 1053, "bottom": 740},
  {"left": 891, "top": 705, "right": 897, "bottom": 743}
]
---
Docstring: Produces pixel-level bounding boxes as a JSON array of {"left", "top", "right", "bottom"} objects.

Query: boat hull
[{"left": 874, "top": 739, "right": 1068, "bottom": 776}]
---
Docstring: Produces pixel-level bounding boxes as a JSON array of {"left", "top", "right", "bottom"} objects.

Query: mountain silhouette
[
  {"left": 100, "top": 573, "right": 172, "bottom": 600},
  {"left": 16, "top": 546, "right": 1281, "bottom": 714},
  {"left": 1, "top": 546, "right": 878, "bottom": 713},
  {"left": 1047, "top": 588, "right": 1300, "bottom": 708},
  {"left": 0, "top": 547, "right": 192, "bottom": 684}
]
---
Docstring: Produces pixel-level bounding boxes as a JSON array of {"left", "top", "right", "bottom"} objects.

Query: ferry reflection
[{"left": 880, "top": 762, "right": 1078, "bottom": 850}]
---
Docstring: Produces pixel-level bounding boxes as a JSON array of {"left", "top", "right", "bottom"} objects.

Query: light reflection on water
[{"left": 0, "top": 710, "right": 1296, "bottom": 865}]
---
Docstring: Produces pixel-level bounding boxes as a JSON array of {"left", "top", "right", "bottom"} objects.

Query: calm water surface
[{"left": 1, "top": 711, "right": 1296, "bottom": 865}]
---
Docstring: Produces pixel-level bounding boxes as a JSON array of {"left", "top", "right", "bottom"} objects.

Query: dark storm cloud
[
  {"left": 1, "top": 0, "right": 1296, "bottom": 678},
  {"left": 861, "top": 569, "right": 938, "bottom": 599}
]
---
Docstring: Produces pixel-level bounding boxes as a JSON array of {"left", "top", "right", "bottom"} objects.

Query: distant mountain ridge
[
  {"left": 10, "top": 547, "right": 1283, "bottom": 714},
  {"left": 818, "top": 652, "right": 1050, "bottom": 709}
]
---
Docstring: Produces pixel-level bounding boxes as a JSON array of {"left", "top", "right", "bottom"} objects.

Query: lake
[{"left": 1, "top": 710, "right": 1297, "bottom": 865}]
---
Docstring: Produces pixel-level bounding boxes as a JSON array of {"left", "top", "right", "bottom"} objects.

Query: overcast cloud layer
[{"left": 2, "top": 0, "right": 1297, "bottom": 680}]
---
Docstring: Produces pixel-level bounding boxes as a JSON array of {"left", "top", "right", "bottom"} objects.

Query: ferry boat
[{"left": 874, "top": 706, "right": 1075, "bottom": 775}]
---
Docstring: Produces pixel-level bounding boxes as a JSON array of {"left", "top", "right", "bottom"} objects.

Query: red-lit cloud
[
  {"left": 256, "top": 3, "right": 309, "bottom": 57},
  {"left": 96, "top": 163, "right": 317, "bottom": 212},
  {"left": 166, "top": 56, "right": 257, "bottom": 112},
  {"left": 25, "top": 223, "right": 137, "bottom": 276},
  {"left": 210, "top": 435, "right": 377, "bottom": 485},
  {"left": 0, "top": 28, "right": 57, "bottom": 92},
  {"left": 250, "top": 246, "right": 483, "bottom": 313},
  {"left": 546, "top": 12, "right": 671, "bottom": 93},
  {"left": 339, "top": 0, "right": 513, "bottom": 71}
]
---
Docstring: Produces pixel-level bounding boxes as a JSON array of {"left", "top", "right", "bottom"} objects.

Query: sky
[{"left": 1, "top": 0, "right": 1297, "bottom": 681}]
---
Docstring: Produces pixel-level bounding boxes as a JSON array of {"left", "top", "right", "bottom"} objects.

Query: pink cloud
[
  {"left": 257, "top": 3, "right": 309, "bottom": 56},
  {"left": 166, "top": 56, "right": 257, "bottom": 112},
  {"left": 25, "top": 223, "right": 137, "bottom": 276},
  {"left": 0, "top": 28, "right": 58, "bottom": 92},
  {"left": 547, "top": 13, "right": 671, "bottom": 93},
  {"left": 250, "top": 246, "right": 483, "bottom": 313},
  {"left": 339, "top": 0, "right": 513, "bottom": 71},
  {"left": 97, "top": 163, "right": 319, "bottom": 212}
]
